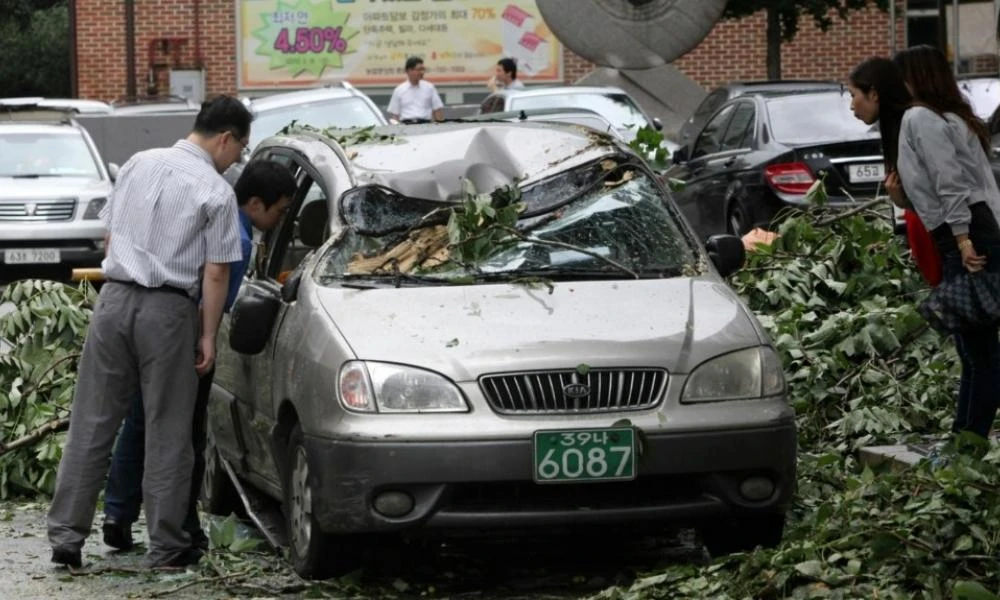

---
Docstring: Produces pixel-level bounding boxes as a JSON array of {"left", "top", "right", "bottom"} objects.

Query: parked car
[
  {"left": 677, "top": 80, "right": 843, "bottom": 146},
  {"left": 0, "top": 97, "right": 113, "bottom": 114},
  {"left": 665, "top": 89, "right": 889, "bottom": 240},
  {"left": 0, "top": 102, "right": 117, "bottom": 270},
  {"left": 461, "top": 106, "right": 622, "bottom": 139},
  {"left": 478, "top": 86, "right": 665, "bottom": 143},
  {"left": 111, "top": 94, "right": 199, "bottom": 115},
  {"left": 241, "top": 82, "right": 387, "bottom": 148},
  {"left": 959, "top": 74, "right": 1000, "bottom": 122},
  {"left": 207, "top": 120, "right": 797, "bottom": 579}
]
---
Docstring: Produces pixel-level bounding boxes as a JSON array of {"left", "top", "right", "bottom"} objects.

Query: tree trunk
[{"left": 766, "top": 6, "right": 781, "bottom": 80}]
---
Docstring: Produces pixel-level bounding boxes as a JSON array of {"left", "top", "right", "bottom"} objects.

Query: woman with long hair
[{"left": 849, "top": 48, "right": 1000, "bottom": 442}]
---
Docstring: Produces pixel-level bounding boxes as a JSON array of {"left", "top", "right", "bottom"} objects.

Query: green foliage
[
  {"left": 628, "top": 125, "right": 670, "bottom": 171},
  {"left": 208, "top": 514, "right": 261, "bottom": 553},
  {"left": 0, "top": 279, "right": 94, "bottom": 498},
  {"left": 723, "top": 0, "right": 888, "bottom": 43},
  {"left": 589, "top": 199, "right": 1000, "bottom": 598},
  {"left": 0, "top": 0, "right": 70, "bottom": 97},
  {"left": 446, "top": 179, "right": 525, "bottom": 265}
]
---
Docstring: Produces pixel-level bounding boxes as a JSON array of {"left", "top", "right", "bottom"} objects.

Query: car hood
[
  {"left": 0, "top": 177, "right": 110, "bottom": 198},
  {"left": 314, "top": 278, "right": 762, "bottom": 381}
]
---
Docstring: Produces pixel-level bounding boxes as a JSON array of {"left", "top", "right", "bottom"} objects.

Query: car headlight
[
  {"left": 681, "top": 347, "right": 785, "bottom": 403},
  {"left": 338, "top": 361, "right": 469, "bottom": 413},
  {"left": 82, "top": 197, "right": 107, "bottom": 220}
]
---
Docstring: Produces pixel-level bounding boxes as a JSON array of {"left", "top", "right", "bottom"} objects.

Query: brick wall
[
  {"left": 78, "top": 1, "right": 963, "bottom": 101},
  {"left": 77, "top": 0, "right": 237, "bottom": 102}
]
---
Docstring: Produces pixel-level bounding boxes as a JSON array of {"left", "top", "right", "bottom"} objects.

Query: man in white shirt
[{"left": 387, "top": 56, "right": 444, "bottom": 123}]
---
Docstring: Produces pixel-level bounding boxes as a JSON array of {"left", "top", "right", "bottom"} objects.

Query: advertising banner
[{"left": 237, "top": 0, "right": 563, "bottom": 89}]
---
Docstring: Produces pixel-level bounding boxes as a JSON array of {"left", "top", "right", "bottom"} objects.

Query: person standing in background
[{"left": 387, "top": 56, "right": 444, "bottom": 123}]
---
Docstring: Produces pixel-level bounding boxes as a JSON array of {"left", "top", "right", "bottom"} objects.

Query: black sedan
[{"left": 665, "top": 90, "right": 886, "bottom": 240}]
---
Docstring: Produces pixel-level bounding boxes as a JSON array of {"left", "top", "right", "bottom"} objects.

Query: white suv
[{"left": 0, "top": 103, "right": 116, "bottom": 271}]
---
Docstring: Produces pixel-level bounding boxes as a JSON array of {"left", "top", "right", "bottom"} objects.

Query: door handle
[{"left": 723, "top": 157, "right": 737, "bottom": 168}]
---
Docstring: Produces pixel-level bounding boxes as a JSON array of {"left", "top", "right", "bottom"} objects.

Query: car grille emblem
[
  {"left": 563, "top": 383, "right": 590, "bottom": 399},
  {"left": 24, "top": 202, "right": 37, "bottom": 216}
]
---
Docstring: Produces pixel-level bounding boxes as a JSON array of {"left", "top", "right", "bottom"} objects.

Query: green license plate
[{"left": 533, "top": 427, "right": 636, "bottom": 484}]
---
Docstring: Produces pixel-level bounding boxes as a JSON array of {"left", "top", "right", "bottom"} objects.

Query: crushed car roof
[{"left": 303, "top": 121, "right": 624, "bottom": 203}]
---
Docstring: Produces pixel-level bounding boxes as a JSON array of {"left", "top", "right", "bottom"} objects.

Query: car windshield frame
[
  {"left": 765, "top": 91, "right": 879, "bottom": 145},
  {"left": 0, "top": 130, "right": 102, "bottom": 178},
  {"left": 508, "top": 92, "right": 651, "bottom": 133},
  {"left": 317, "top": 158, "right": 702, "bottom": 285},
  {"left": 250, "top": 96, "right": 385, "bottom": 147}
]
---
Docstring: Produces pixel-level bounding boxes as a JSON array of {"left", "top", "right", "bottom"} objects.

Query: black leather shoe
[
  {"left": 102, "top": 516, "right": 134, "bottom": 551},
  {"left": 157, "top": 547, "right": 203, "bottom": 568},
  {"left": 51, "top": 547, "right": 82, "bottom": 568}
]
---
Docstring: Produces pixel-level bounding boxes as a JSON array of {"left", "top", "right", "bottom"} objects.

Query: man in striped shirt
[{"left": 47, "top": 96, "right": 251, "bottom": 569}]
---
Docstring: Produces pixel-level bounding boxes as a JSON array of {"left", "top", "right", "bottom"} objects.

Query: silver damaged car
[{"left": 208, "top": 121, "right": 797, "bottom": 579}]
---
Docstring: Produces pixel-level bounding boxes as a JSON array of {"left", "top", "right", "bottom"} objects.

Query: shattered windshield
[{"left": 316, "top": 159, "right": 700, "bottom": 285}]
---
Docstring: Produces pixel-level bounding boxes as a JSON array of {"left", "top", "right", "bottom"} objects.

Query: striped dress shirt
[{"left": 99, "top": 140, "right": 242, "bottom": 296}]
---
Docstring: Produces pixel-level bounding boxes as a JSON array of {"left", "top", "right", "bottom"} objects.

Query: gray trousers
[{"left": 47, "top": 282, "right": 198, "bottom": 565}]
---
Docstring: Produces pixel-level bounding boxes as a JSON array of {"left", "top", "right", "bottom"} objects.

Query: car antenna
[{"left": 519, "top": 110, "right": 527, "bottom": 121}]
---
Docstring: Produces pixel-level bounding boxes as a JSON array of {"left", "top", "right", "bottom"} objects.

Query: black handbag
[{"left": 919, "top": 269, "right": 1000, "bottom": 333}]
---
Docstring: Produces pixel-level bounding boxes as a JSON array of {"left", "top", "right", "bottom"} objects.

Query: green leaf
[{"left": 954, "top": 581, "right": 999, "bottom": 600}]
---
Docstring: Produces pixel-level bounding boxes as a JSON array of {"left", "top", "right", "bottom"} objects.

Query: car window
[
  {"left": 509, "top": 93, "right": 650, "bottom": 132},
  {"left": 250, "top": 97, "right": 384, "bottom": 147},
  {"left": 317, "top": 159, "right": 701, "bottom": 283},
  {"left": 0, "top": 130, "right": 101, "bottom": 178},
  {"left": 719, "top": 103, "right": 755, "bottom": 152},
  {"left": 694, "top": 89, "right": 729, "bottom": 122},
  {"left": 260, "top": 174, "right": 329, "bottom": 281},
  {"left": 766, "top": 92, "right": 877, "bottom": 145},
  {"left": 691, "top": 105, "right": 735, "bottom": 159},
  {"left": 960, "top": 78, "right": 1000, "bottom": 121}
]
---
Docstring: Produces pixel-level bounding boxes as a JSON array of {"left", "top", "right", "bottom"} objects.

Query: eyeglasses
[{"left": 229, "top": 132, "right": 250, "bottom": 161}]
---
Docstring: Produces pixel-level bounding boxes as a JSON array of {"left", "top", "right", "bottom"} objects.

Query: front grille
[
  {"left": 479, "top": 368, "right": 667, "bottom": 414},
  {"left": 0, "top": 198, "right": 76, "bottom": 222}
]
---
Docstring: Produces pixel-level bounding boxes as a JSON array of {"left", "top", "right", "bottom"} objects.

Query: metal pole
[
  {"left": 125, "top": 0, "right": 136, "bottom": 99},
  {"left": 953, "top": 0, "right": 960, "bottom": 76},
  {"left": 889, "top": 0, "right": 896, "bottom": 54}
]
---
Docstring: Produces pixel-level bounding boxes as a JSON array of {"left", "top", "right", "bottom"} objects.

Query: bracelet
[{"left": 958, "top": 238, "right": 973, "bottom": 250}]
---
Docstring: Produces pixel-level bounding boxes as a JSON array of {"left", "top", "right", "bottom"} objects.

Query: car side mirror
[
  {"left": 705, "top": 234, "right": 745, "bottom": 277},
  {"left": 652, "top": 117, "right": 663, "bottom": 131},
  {"left": 229, "top": 280, "right": 282, "bottom": 355},
  {"left": 108, "top": 162, "right": 120, "bottom": 181},
  {"left": 672, "top": 146, "right": 689, "bottom": 165}
]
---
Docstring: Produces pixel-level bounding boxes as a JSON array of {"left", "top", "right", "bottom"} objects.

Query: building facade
[{"left": 73, "top": 0, "right": 996, "bottom": 103}]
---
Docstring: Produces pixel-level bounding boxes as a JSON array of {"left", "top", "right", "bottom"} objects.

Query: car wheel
[
  {"left": 700, "top": 513, "right": 785, "bottom": 557},
  {"left": 726, "top": 199, "right": 752, "bottom": 236},
  {"left": 284, "top": 424, "right": 359, "bottom": 579},
  {"left": 202, "top": 436, "right": 242, "bottom": 517}
]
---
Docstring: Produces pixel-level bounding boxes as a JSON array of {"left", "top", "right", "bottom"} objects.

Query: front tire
[{"left": 284, "top": 424, "right": 359, "bottom": 579}]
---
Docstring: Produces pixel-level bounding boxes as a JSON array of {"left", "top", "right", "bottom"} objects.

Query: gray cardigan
[{"left": 897, "top": 106, "right": 1000, "bottom": 236}]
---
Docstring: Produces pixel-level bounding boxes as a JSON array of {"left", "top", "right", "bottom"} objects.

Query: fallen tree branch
[
  {"left": 816, "top": 198, "right": 888, "bottom": 226},
  {"left": 18, "top": 353, "right": 80, "bottom": 401},
  {"left": 147, "top": 568, "right": 256, "bottom": 598},
  {"left": 0, "top": 417, "right": 69, "bottom": 455}
]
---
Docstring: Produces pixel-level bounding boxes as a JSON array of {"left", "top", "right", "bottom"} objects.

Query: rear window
[
  {"left": 766, "top": 92, "right": 878, "bottom": 145},
  {"left": 509, "top": 93, "right": 649, "bottom": 132},
  {"left": 0, "top": 131, "right": 100, "bottom": 178},
  {"left": 251, "top": 96, "right": 384, "bottom": 147}
]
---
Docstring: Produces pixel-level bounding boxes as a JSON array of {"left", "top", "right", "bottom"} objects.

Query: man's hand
[
  {"left": 885, "top": 171, "right": 912, "bottom": 209},
  {"left": 195, "top": 334, "right": 216, "bottom": 375}
]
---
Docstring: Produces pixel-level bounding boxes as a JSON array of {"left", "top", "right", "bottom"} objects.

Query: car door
[
  {"left": 699, "top": 101, "right": 757, "bottom": 236},
  {"left": 235, "top": 151, "right": 333, "bottom": 488},
  {"left": 670, "top": 104, "right": 735, "bottom": 238}
]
